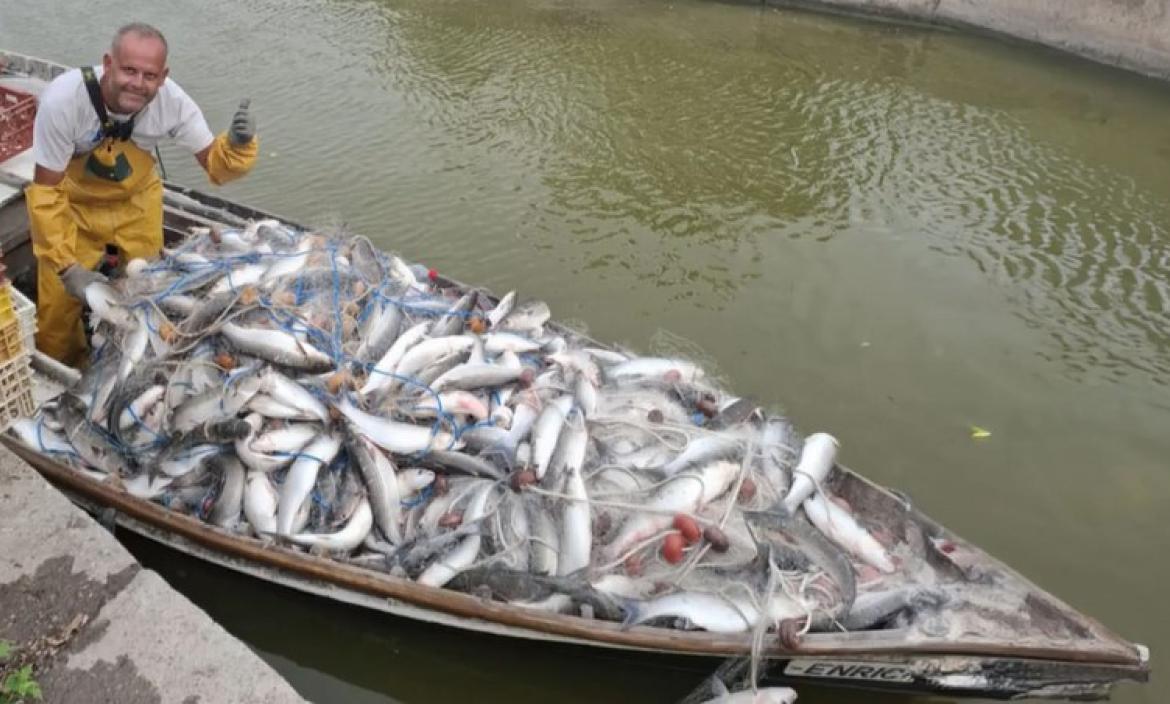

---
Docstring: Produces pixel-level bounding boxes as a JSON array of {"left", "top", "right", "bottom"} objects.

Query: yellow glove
[
  {"left": 25, "top": 182, "right": 78, "bottom": 274},
  {"left": 206, "top": 131, "right": 258, "bottom": 186}
]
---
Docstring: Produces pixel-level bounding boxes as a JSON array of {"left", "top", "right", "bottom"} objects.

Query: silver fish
[
  {"left": 261, "top": 237, "right": 313, "bottom": 285},
  {"left": 208, "top": 455, "right": 247, "bottom": 528},
  {"left": 262, "top": 369, "right": 329, "bottom": 422},
  {"left": 417, "top": 481, "right": 496, "bottom": 587},
  {"left": 428, "top": 362, "right": 525, "bottom": 393},
  {"left": 288, "top": 499, "right": 373, "bottom": 553},
  {"left": 803, "top": 491, "right": 895, "bottom": 574},
  {"left": 558, "top": 460, "right": 592, "bottom": 576},
  {"left": 360, "top": 321, "right": 431, "bottom": 397},
  {"left": 244, "top": 470, "right": 279, "bottom": 535},
  {"left": 605, "top": 357, "right": 705, "bottom": 385},
  {"left": 484, "top": 291, "right": 516, "bottom": 328},
  {"left": 623, "top": 589, "right": 806, "bottom": 634},
  {"left": 116, "top": 384, "right": 165, "bottom": 432},
  {"left": 208, "top": 244, "right": 272, "bottom": 295},
  {"left": 781, "top": 432, "right": 837, "bottom": 515},
  {"left": 55, "top": 393, "right": 130, "bottom": 475},
  {"left": 838, "top": 586, "right": 946, "bottom": 631},
  {"left": 400, "top": 390, "right": 490, "bottom": 422},
  {"left": 420, "top": 450, "right": 505, "bottom": 481},
  {"left": 117, "top": 311, "right": 150, "bottom": 382},
  {"left": 158, "top": 444, "right": 220, "bottom": 478},
  {"left": 529, "top": 395, "right": 575, "bottom": 479},
  {"left": 497, "top": 300, "right": 550, "bottom": 334},
  {"left": 527, "top": 494, "right": 560, "bottom": 577},
  {"left": 250, "top": 423, "right": 321, "bottom": 455},
  {"left": 430, "top": 291, "right": 477, "bottom": 338},
  {"left": 236, "top": 414, "right": 284, "bottom": 473},
  {"left": 573, "top": 374, "right": 598, "bottom": 418},
  {"left": 391, "top": 335, "right": 475, "bottom": 391},
  {"left": 354, "top": 299, "right": 403, "bottom": 364},
  {"left": 660, "top": 433, "right": 745, "bottom": 477},
  {"left": 337, "top": 397, "right": 456, "bottom": 455},
  {"left": 482, "top": 331, "right": 542, "bottom": 356},
  {"left": 276, "top": 432, "right": 342, "bottom": 535},
  {"left": 84, "top": 281, "right": 136, "bottom": 330},
  {"left": 545, "top": 407, "right": 589, "bottom": 487},
  {"left": 348, "top": 431, "right": 404, "bottom": 544},
  {"left": 171, "top": 371, "right": 265, "bottom": 433},
  {"left": 752, "top": 416, "right": 799, "bottom": 500},
  {"left": 9, "top": 417, "right": 75, "bottom": 457},
  {"left": 221, "top": 322, "right": 334, "bottom": 372},
  {"left": 604, "top": 460, "right": 740, "bottom": 562},
  {"left": 245, "top": 394, "right": 304, "bottom": 419}
]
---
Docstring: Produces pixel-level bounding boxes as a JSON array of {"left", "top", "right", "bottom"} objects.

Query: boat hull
[{"left": 0, "top": 435, "right": 1148, "bottom": 701}]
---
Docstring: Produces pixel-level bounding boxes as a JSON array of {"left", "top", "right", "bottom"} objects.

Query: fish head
[
  {"left": 402, "top": 468, "right": 436, "bottom": 492},
  {"left": 910, "top": 587, "right": 949, "bottom": 612},
  {"left": 756, "top": 688, "right": 799, "bottom": 704},
  {"left": 56, "top": 392, "right": 89, "bottom": 419}
]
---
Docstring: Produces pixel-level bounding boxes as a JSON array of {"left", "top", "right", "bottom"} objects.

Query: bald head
[{"left": 112, "top": 23, "right": 168, "bottom": 56}]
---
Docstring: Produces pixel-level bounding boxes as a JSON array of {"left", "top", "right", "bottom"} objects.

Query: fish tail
[
  {"left": 619, "top": 599, "right": 643, "bottom": 631},
  {"left": 481, "top": 438, "right": 518, "bottom": 472}
]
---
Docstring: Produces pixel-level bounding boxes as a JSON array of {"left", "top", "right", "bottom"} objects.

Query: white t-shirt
[{"left": 32, "top": 65, "right": 215, "bottom": 172}]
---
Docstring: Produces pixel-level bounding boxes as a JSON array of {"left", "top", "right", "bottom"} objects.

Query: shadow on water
[{"left": 120, "top": 531, "right": 957, "bottom": 704}]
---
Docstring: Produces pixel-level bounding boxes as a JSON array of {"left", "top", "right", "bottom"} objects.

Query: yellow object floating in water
[{"left": 970, "top": 426, "right": 992, "bottom": 439}]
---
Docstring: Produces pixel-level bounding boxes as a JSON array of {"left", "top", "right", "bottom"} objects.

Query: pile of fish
[{"left": 13, "top": 219, "right": 944, "bottom": 643}]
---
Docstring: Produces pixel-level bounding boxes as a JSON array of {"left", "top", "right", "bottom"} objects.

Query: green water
[{"left": 3, "top": 1, "right": 1167, "bottom": 701}]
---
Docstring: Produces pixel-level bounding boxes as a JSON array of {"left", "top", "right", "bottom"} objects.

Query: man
[{"left": 24, "top": 22, "right": 258, "bottom": 366}]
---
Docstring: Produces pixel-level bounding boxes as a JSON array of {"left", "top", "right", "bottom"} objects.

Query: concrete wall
[
  {"left": 767, "top": 0, "right": 1170, "bottom": 81},
  {"left": 0, "top": 445, "right": 307, "bottom": 704}
]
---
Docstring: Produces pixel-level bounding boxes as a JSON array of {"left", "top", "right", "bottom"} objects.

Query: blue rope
[
  {"left": 35, "top": 416, "right": 80, "bottom": 460},
  {"left": 122, "top": 400, "right": 166, "bottom": 443},
  {"left": 311, "top": 488, "right": 328, "bottom": 509},
  {"left": 400, "top": 482, "right": 434, "bottom": 509},
  {"left": 268, "top": 450, "right": 329, "bottom": 464}
]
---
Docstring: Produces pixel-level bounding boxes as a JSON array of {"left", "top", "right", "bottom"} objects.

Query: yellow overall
[{"left": 25, "top": 132, "right": 256, "bottom": 367}]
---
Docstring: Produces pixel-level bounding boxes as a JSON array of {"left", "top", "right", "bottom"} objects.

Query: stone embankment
[
  {"left": 767, "top": 0, "right": 1170, "bottom": 80},
  {"left": 0, "top": 444, "right": 307, "bottom": 704}
]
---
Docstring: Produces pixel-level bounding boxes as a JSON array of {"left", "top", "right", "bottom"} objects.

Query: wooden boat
[{"left": 0, "top": 50, "right": 1150, "bottom": 701}]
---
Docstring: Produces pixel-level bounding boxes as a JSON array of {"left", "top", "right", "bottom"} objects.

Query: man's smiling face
[{"left": 102, "top": 31, "right": 169, "bottom": 114}]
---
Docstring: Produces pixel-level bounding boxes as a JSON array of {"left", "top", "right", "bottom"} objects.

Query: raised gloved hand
[
  {"left": 59, "top": 264, "right": 108, "bottom": 301},
  {"left": 229, "top": 98, "right": 255, "bottom": 145}
]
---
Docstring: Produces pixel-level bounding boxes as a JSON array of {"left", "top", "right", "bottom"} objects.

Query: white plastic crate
[
  {"left": 10, "top": 283, "right": 34, "bottom": 353},
  {"left": 0, "top": 350, "right": 34, "bottom": 430}
]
